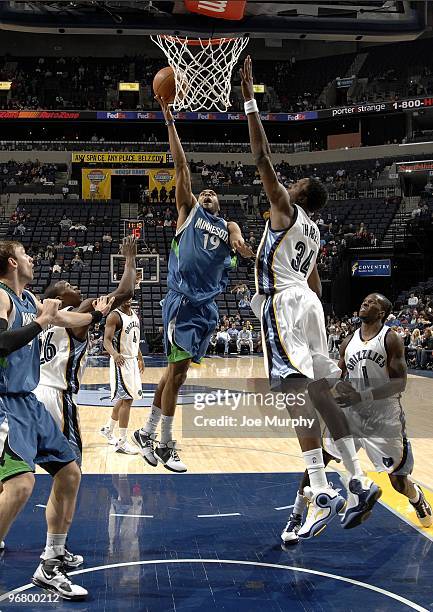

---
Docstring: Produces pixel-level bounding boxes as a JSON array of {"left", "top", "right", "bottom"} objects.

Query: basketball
[{"left": 153, "top": 66, "right": 176, "bottom": 103}]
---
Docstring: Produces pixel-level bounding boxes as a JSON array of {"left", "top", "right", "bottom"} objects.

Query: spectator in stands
[
  {"left": 70, "top": 222, "right": 87, "bottom": 232},
  {"left": 65, "top": 236, "right": 77, "bottom": 247},
  {"left": 227, "top": 322, "right": 239, "bottom": 345},
  {"left": 168, "top": 186, "right": 175, "bottom": 204},
  {"left": 150, "top": 187, "right": 158, "bottom": 203},
  {"left": 62, "top": 184, "right": 69, "bottom": 199},
  {"left": 52, "top": 260, "right": 62, "bottom": 274},
  {"left": 94, "top": 241, "right": 102, "bottom": 254},
  {"left": 71, "top": 253, "right": 84, "bottom": 271},
  {"left": 408, "top": 293, "right": 419, "bottom": 308},
  {"left": 216, "top": 325, "right": 230, "bottom": 355},
  {"left": 159, "top": 186, "right": 167, "bottom": 204},
  {"left": 59, "top": 214, "right": 72, "bottom": 229},
  {"left": 349, "top": 311, "right": 360, "bottom": 327},
  {"left": 407, "top": 328, "right": 422, "bottom": 365},
  {"left": 102, "top": 232, "right": 113, "bottom": 243},
  {"left": 13, "top": 221, "right": 26, "bottom": 236},
  {"left": 237, "top": 325, "right": 253, "bottom": 354},
  {"left": 416, "top": 328, "right": 433, "bottom": 369}
]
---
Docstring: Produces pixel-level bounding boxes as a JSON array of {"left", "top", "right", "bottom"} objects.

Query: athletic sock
[
  {"left": 293, "top": 492, "right": 307, "bottom": 516},
  {"left": 105, "top": 417, "right": 117, "bottom": 433},
  {"left": 142, "top": 404, "right": 162, "bottom": 436},
  {"left": 42, "top": 533, "right": 67, "bottom": 561},
  {"left": 160, "top": 415, "right": 174, "bottom": 444},
  {"left": 118, "top": 428, "right": 127, "bottom": 443},
  {"left": 333, "top": 436, "right": 363, "bottom": 478},
  {"left": 302, "top": 448, "right": 328, "bottom": 489}
]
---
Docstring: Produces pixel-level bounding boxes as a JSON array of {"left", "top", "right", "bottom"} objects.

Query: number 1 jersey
[
  {"left": 255, "top": 204, "right": 320, "bottom": 295},
  {"left": 168, "top": 203, "right": 233, "bottom": 306}
]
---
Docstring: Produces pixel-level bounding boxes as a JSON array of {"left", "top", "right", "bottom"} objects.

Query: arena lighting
[
  {"left": 119, "top": 82, "right": 140, "bottom": 91},
  {"left": 0, "top": 82, "right": 12, "bottom": 90}
]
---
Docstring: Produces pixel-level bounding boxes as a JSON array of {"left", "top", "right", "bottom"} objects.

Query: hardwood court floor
[{"left": 73, "top": 356, "right": 433, "bottom": 490}]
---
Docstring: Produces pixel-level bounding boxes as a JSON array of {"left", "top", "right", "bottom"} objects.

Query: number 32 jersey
[
  {"left": 39, "top": 307, "right": 88, "bottom": 393},
  {"left": 168, "top": 203, "right": 233, "bottom": 306},
  {"left": 256, "top": 204, "right": 320, "bottom": 294}
]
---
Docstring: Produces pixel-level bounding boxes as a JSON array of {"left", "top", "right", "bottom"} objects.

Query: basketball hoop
[{"left": 151, "top": 34, "right": 249, "bottom": 112}]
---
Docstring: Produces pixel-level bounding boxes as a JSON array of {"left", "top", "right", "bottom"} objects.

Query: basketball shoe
[
  {"left": 40, "top": 548, "right": 83, "bottom": 570},
  {"left": 298, "top": 485, "right": 346, "bottom": 539},
  {"left": 100, "top": 426, "right": 117, "bottom": 445},
  {"left": 341, "top": 476, "right": 382, "bottom": 529},
  {"left": 115, "top": 439, "right": 139, "bottom": 455},
  {"left": 131, "top": 429, "right": 158, "bottom": 467},
  {"left": 32, "top": 558, "right": 88, "bottom": 601},
  {"left": 154, "top": 440, "right": 187, "bottom": 473},
  {"left": 281, "top": 513, "right": 303, "bottom": 544},
  {"left": 410, "top": 484, "right": 433, "bottom": 527}
]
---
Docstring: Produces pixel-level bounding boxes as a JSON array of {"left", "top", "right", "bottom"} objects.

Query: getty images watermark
[{"left": 182, "top": 381, "right": 316, "bottom": 438}]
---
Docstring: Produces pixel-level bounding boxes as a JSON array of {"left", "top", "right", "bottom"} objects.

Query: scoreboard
[{"left": 124, "top": 220, "right": 144, "bottom": 240}]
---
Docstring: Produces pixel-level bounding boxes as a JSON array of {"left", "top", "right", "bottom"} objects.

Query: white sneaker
[
  {"left": 0, "top": 541, "right": 4, "bottom": 550},
  {"left": 298, "top": 485, "right": 346, "bottom": 539},
  {"left": 100, "top": 426, "right": 117, "bottom": 445},
  {"left": 154, "top": 440, "right": 187, "bottom": 473},
  {"left": 115, "top": 439, "right": 139, "bottom": 455},
  {"left": 32, "top": 558, "right": 88, "bottom": 601}
]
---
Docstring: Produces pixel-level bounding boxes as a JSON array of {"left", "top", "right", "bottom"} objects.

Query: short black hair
[
  {"left": 43, "top": 281, "right": 62, "bottom": 299},
  {"left": 375, "top": 293, "right": 393, "bottom": 322},
  {"left": 305, "top": 178, "right": 328, "bottom": 212}
]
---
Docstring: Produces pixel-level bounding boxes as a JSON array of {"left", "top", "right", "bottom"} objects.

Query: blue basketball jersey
[
  {"left": 168, "top": 203, "right": 235, "bottom": 306},
  {"left": 0, "top": 284, "right": 40, "bottom": 394}
]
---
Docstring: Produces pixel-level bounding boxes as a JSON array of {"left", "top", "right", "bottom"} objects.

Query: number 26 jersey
[
  {"left": 39, "top": 307, "right": 88, "bottom": 393},
  {"left": 255, "top": 204, "right": 320, "bottom": 295}
]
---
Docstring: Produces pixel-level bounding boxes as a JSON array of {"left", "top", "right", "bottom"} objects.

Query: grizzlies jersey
[
  {"left": 168, "top": 203, "right": 234, "bottom": 306},
  {"left": 255, "top": 204, "right": 320, "bottom": 295},
  {"left": 0, "top": 285, "right": 40, "bottom": 394},
  {"left": 113, "top": 308, "right": 140, "bottom": 358},
  {"left": 39, "top": 307, "right": 88, "bottom": 394}
]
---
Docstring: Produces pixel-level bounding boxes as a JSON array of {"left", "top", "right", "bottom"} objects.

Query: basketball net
[{"left": 151, "top": 35, "right": 249, "bottom": 112}]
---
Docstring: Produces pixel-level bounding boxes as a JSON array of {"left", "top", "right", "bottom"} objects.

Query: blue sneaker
[
  {"left": 298, "top": 485, "right": 346, "bottom": 539},
  {"left": 341, "top": 476, "right": 382, "bottom": 529}
]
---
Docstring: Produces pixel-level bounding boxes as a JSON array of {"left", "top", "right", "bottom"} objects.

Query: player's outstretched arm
[
  {"left": 77, "top": 236, "right": 137, "bottom": 318},
  {"left": 227, "top": 222, "right": 255, "bottom": 258},
  {"left": 52, "top": 295, "right": 114, "bottom": 329},
  {"left": 240, "top": 56, "right": 292, "bottom": 225},
  {"left": 155, "top": 94, "right": 196, "bottom": 226},
  {"left": 103, "top": 310, "right": 125, "bottom": 366}
]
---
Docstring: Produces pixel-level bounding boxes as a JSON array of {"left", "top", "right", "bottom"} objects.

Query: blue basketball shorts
[
  {"left": 162, "top": 290, "right": 219, "bottom": 364},
  {"left": 0, "top": 392, "right": 77, "bottom": 482}
]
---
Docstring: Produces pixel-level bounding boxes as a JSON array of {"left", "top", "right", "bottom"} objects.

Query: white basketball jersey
[
  {"left": 344, "top": 326, "right": 390, "bottom": 388},
  {"left": 113, "top": 308, "right": 140, "bottom": 358},
  {"left": 255, "top": 204, "right": 320, "bottom": 294},
  {"left": 39, "top": 307, "right": 89, "bottom": 393}
]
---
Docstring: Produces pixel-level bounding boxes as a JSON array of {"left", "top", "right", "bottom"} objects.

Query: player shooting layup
[
  {"left": 241, "top": 56, "right": 381, "bottom": 540},
  {"left": 133, "top": 94, "right": 253, "bottom": 472}
]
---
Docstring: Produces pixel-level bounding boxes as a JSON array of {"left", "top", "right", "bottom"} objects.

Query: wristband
[
  {"left": 165, "top": 119, "right": 175, "bottom": 126},
  {"left": 91, "top": 310, "right": 103, "bottom": 324},
  {"left": 244, "top": 99, "right": 259, "bottom": 114},
  {"left": 359, "top": 388, "right": 374, "bottom": 404}
]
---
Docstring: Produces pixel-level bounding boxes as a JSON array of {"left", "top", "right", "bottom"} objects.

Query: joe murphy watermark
[{"left": 182, "top": 385, "right": 316, "bottom": 438}]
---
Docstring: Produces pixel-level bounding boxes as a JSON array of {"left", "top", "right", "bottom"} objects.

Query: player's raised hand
[
  {"left": 231, "top": 237, "right": 255, "bottom": 259},
  {"left": 92, "top": 295, "right": 115, "bottom": 317},
  {"left": 37, "top": 298, "right": 61, "bottom": 327},
  {"left": 155, "top": 94, "right": 174, "bottom": 123},
  {"left": 239, "top": 55, "right": 254, "bottom": 101},
  {"left": 120, "top": 235, "right": 137, "bottom": 259}
]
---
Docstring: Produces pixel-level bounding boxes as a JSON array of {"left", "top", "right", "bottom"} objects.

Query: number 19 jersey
[
  {"left": 168, "top": 203, "right": 233, "bottom": 306},
  {"left": 255, "top": 204, "right": 320, "bottom": 295}
]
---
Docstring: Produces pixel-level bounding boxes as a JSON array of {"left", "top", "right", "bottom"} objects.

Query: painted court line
[
  {"left": 35, "top": 504, "right": 47, "bottom": 509},
  {"left": 274, "top": 504, "right": 294, "bottom": 511},
  {"left": 0, "top": 559, "right": 427, "bottom": 610},
  {"left": 197, "top": 513, "right": 242, "bottom": 518},
  {"left": 109, "top": 513, "right": 154, "bottom": 518}
]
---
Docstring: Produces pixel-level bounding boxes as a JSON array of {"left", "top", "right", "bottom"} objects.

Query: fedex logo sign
[{"left": 184, "top": 0, "right": 246, "bottom": 20}]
